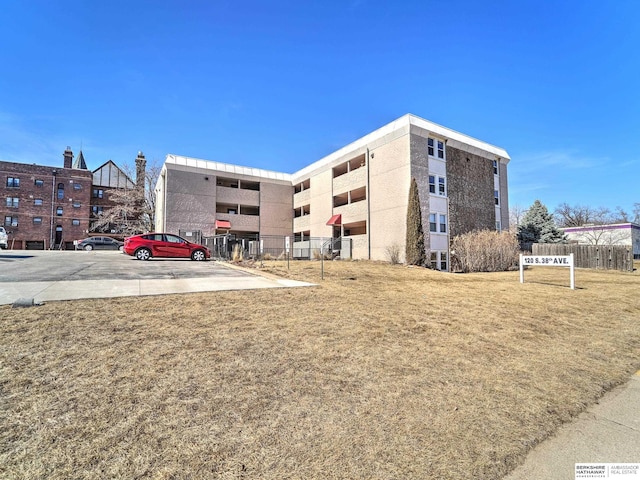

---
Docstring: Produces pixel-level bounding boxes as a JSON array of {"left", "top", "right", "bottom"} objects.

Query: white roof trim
[{"left": 164, "top": 154, "right": 292, "bottom": 182}]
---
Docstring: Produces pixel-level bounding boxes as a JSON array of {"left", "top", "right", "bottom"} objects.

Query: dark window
[
  {"left": 437, "top": 141, "right": 444, "bottom": 159},
  {"left": 4, "top": 216, "right": 17, "bottom": 227},
  {"left": 6, "top": 197, "right": 18, "bottom": 207},
  {"left": 493, "top": 160, "right": 499, "bottom": 175},
  {"left": 33, "top": 217, "right": 42, "bottom": 225},
  {"left": 429, "top": 175, "right": 436, "bottom": 194},
  {"left": 92, "top": 189, "right": 104, "bottom": 199},
  {"left": 73, "top": 202, "right": 81, "bottom": 208},
  {"left": 428, "top": 138, "right": 434, "bottom": 156},
  {"left": 7, "top": 177, "right": 20, "bottom": 188},
  {"left": 72, "top": 219, "right": 80, "bottom": 226},
  {"left": 56, "top": 206, "right": 63, "bottom": 216},
  {"left": 429, "top": 213, "right": 437, "bottom": 233},
  {"left": 91, "top": 206, "right": 104, "bottom": 216},
  {"left": 73, "top": 183, "right": 82, "bottom": 190},
  {"left": 34, "top": 198, "right": 43, "bottom": 206},
  {"left": 57, "top": 183, "right": 64, "bottom": 200},
  {"left": 34, "top": 179, "right": 44, "bottom": 187}
]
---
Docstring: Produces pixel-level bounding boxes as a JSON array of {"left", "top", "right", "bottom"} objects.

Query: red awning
[
  {"left": 326, "top": 214, "right": 342, "bottom": 226},
  {"left": 215, "top": 220, "right": 231, "bottom": 229}
]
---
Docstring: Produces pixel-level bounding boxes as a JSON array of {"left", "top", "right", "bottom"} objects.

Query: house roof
[
  {"left": 92, "top": 160, "right": 136, "bottom": 188},
  {"left": 163, "top": 154, "right": 292, "bottom": 182},
  {"left": 73, "top": 150, "right": 88, "bottom": 170}
]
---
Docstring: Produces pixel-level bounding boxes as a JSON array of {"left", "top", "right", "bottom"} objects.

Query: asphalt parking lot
[{"left": 0, "top": 250, "right": 313, "bottom": 305}]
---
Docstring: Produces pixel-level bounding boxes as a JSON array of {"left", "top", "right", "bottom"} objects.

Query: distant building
[
  {"left": 563, "top": 223, "right": 640, "bottom": 259},
  {"left": 155, "top": 114, "right": 510, "bottom": 269},
  {"left": 0, "top": 148, "right": 144, "bottom": 249}
]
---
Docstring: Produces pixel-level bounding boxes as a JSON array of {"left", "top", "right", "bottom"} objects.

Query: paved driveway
[{"left": 0, "top": 250, "right": 313, "bottom": 305}]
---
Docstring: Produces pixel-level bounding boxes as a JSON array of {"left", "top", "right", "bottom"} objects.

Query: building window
[
  {"left": 73, "top": 183, "right": 82, "bottom": 190},
  {"left": 493, "top": 160, "right": 499, "bottom": 175},
  {"left": 429, "top": 213, "right": 437, "bottom": 233},
  {"left": 56, "top": 206, "right": 63, "bottom": 216},
  {"left": 496, "top": 221, "right": 501, "bottom": 232},
  {"left": 92, "top": 206, "right": 104, "bottom": 216},
  {"left": 34, "top": 179, "right": 44, "bottom": 187},
  {"left": 228, "top": 208, "right": 236, "bottom": 214},
  {"left": 429, "top": 175, "right": 446, "bottom": 196},
  {"left": 57, "top": 183, "right": 64, "bottom": 199},
  {"left": 428, "top": 138, "right": 434, "bottom": 156},
  {"left": 437, "top": 140, "right": 444, "bottom": 159},
  {"left": 7, "top": 177, "right": 20, "bottom": 188},
  {"left": 494, "top": 190, "right": 500, "bottom": 206},
  {"left": 440, "top": 252, "right": 448, "bottom": 271},
  {"left": 4, "top": 216, "right": 17, "bottom": 227},
  {"left": 6, "top": 197, "right": 18, "bottom": 208},
  {"left": 430, "top": 251, "right": 448, "bottom": 271},
  {"left": 92, "top": 189, "right": 104, "bottom": 199},
  {"left": 34, "top": 198, "right": 43, "bottom": 206},
  {"left": 73, "top": 202, "right": 81, "bottom": 208},
  {"left": 438, "top": 177, "right": 446, "bottom": 196},
  {"left": 33, "top": 217, "right": 42, "bottom": 225},
  {"left": 72, "top": 219, "right": 80, "bottom": 226},
  {"left": 439, "top": 214, "right": 447, "bottom": 233}
]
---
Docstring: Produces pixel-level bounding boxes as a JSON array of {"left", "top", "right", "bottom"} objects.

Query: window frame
[
  {"left": 56, "top": 206, "right": 63, "bottom": 216},
  {"left": 6, "top": 197, "right": 19, "bottom": 208},
  {"left": 6, "top": 177, "right": 20, "bottom": 188}
]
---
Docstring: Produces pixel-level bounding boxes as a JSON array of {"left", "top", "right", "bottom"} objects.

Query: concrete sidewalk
[
  {"left": 504, "top": 371, "right": 640, "bottom": 479},
  {"left": 0, "top": 269, "right": 315, "bottom": 305}
]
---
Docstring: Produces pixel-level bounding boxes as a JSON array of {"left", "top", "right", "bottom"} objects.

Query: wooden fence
[{"left": 532, "top": 244, "right": 633, "bottom": 272}]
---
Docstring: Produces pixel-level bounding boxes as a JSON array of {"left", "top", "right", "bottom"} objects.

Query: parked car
[
  {"left": 77, "top": 236, "right": 124, "bottom": 251},
  {"left": 0, "top": 226, "right": 8, "bottom": 250},
  {"left": 123, "top": 233, "right": 210, "bottom": 261}
]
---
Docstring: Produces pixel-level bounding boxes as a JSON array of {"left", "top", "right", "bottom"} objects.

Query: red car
[{"left": 123, "top": 233, "right": 210, "bottom": 261}]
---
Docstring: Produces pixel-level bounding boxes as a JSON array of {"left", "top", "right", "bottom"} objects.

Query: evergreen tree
[
  {"left": 518, "top": 200, "right": 566, "bottom": 244},
  {"left": 405, "top": 178, "right": 426, "bottom": 265}
]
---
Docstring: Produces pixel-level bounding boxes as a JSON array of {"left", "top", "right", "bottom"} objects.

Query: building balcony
[
  {"left": 215, "top": 212, "right": 260, "bottom": 232},
  {"left": 332, "top": 166, "right": 366, "bottom": 195},
  {"left": 293, "top": 188, "right": 311, "bottom": 208},
  {"left": 293, "top": 214, "right": 311, "bottom": 231},
  {"left": 216, "top": 186, "right": 260, "bottom": 205},
  {"left": 333, "top": 199, "right": 368, "bottom": 221}
]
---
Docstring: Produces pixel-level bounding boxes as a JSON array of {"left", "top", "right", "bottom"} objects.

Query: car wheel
[
  {"left": 83, "top": 244, "right": 94, "bottom": 251},
  {"left": 136, "top": 248, "right": 151, "bottom": 261},
  {"left": 191, "top": 250, "right": 206, "bottom": 261}
]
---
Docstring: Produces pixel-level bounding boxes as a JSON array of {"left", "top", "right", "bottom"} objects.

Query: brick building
[{"left": 1, "top": 148, "right": 145, "bottom": 249}]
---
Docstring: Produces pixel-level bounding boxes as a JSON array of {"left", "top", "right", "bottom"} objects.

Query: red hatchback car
[{"left": 123, "top": 233, "right": 211, "bottom": 261}]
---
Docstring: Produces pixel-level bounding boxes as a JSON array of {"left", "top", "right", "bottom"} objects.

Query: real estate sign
[{"left": 520, "top": 254, "right": 575, "bottom": 289}]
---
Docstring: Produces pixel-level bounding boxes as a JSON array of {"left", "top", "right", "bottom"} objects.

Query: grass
[{"left": 1, "top": 260, "right": 639, "bottom": 479}]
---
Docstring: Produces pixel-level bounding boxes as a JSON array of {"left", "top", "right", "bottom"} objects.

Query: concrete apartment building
[{"left": 155, "top": 114, "right": 510, "bottom": 268}]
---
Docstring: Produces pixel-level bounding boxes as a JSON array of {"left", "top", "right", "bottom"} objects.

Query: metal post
[
  {"left": 519, "top": 254, "right": 524, "bottom": 284},
  {"left": 570, "top": 253, "right": 575, "bottom": 290}
]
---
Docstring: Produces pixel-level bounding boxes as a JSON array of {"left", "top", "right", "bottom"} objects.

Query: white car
[{"left": 0, "top": 226, "right": 7, "bottom": 250}]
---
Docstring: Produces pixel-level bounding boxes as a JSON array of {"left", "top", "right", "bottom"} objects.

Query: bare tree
[
  {"left": 508, "top": 204, "right": 526, "bottom": 233},
  {"left": 633, "top": 203, "right": 640, "bottom": 224},
  {"left": 554, "top": 203, "right": 612, "bottom": 227}
]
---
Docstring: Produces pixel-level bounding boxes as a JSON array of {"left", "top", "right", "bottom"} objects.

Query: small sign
[
  {"left": 285, "top": 236, "right": 290, "bottom": 254},
  {"left": 575, "top": 463, "right": 640, "bottom": 478},
  {"left": 520, "top": 254, "right": 575, "bottom": 289}
]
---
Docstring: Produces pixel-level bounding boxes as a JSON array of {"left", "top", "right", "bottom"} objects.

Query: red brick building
[{"left": 0, "top": 148, "right": 145, "bottom": 249}]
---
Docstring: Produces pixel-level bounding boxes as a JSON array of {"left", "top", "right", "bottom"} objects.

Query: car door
[
  {"left": 93, "top": 237, "right": 106, "bottom": 250},
  {"left": 163, "top": 234, "right": 192, "bottom": 258},
  {"left": 102, "top": 237, "right": 117, "bottom": 250}
]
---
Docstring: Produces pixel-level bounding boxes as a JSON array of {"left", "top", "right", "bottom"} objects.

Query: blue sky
[{"left": 1, "top": 0, "right": 638, "bottom": 215}]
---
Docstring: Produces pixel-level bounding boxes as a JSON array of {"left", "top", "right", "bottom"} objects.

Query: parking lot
[{"left": 0, "top": 250, "right": 313, "bottom": 305}]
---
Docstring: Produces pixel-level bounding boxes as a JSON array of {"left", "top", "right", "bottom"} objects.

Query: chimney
[
  {"left": 135, "top": 151, "right": 146, "bottom": 189},
  {"left": 63, "top": 146, "right": 73, "bottom": 169}
]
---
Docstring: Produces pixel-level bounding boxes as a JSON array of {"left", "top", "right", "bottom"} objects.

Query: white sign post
[{"left": 520, "top": 254, "right": 575, "bottom": 289}]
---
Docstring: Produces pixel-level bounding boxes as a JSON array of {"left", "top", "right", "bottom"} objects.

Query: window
[
  {"left": 92, "top": 189, "right": 104, "bottom": 199},
  {"left": 428, "top": 138, "right": 434, "bottom": 156},
  {"left": 429, "top": 213, "right": 437, "bottom": 233},
  {"left": 6, "top": 177, "right": 19, "bottom": 188},
  {"left": 56, "top": 206, "right": 63, "bottom": 216},
  {"left": 494, "top": 190, "right": 500, "bottom": 206},
  {"left": 439, "top": 214, "right": 447, "bottom": 233},
  {"left": 228, "top": 208, "right": 236, "bottom": 214},
  {"left": 440, "top": 252, "right": 448, "bottom": 271},
  {"left": 430, "top": 251, "right": 448, "bottom": 271},
  {"left": 72, "top": 219, "right": 80, "bottom": 226},
  {"left": 34, "top": 198, "right": 43, "bottom": 206},
  {"left": 73, "top": 201, "right": 81, "bottom": 208},
  {"left": 493, "top": 160, "right": 499, "bottom": 175},
  {"left": 4, "top": 216, "right": 17, "bottom": 227},
  {"left": 430, "top": 251, "right": 438, "bottom": 269},
  {"left": 34, "top": 179, "right": 44, "bottom": 187},
  {"left": 438, "top": 177, "right": 446, "bottom": 196},
  {"left": 92, "top": 206, "right": 104, "bottom": 216},
  {"left": 73, "top": 183, "right": 82, "bottom": 190},
  {"left": 437, "top": 140, "right": 444, "bottom": 159},
  {"left": 6, "top": 197, "right": 18, "bottom": 207},
  {"left": 429, "top": 175, "right": 446, "bottom": 196},
  {"left": 33, "top": 217, "right": 42, "bottom": 225},
  {"left": 57, "top": 183, "right": 64, "bottom": 199}
]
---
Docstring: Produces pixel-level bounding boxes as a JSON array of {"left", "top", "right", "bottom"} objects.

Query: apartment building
[
  {"left": 155, "top": 114, "right": 510, "bottom": 268},
  {"left": 1, "top": 148, "right": 145, "bottom": 249}
]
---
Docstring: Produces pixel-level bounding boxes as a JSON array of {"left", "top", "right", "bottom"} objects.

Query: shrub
[
  {"left": 405, "top": 178, "right": 425, "bottom": 265},
  {"left": 231, "top": 244, "right": 244, "bottom": 263},
  {"left": 385, "top": 244, "right": 401, "bottom": 264},
  {"left": 451, "top": 230, "right": 520, "bottom": 273}
]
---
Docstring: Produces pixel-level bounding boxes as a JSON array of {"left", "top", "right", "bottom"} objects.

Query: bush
[
  {"left": 451, "top": 230, "right": 520, "bottom": 273},
  {"left": 231, "top": 244, "right": 244, "bottom": 263},
  {"left": 385, "top": 244, "right": 401, "bottom": 264}
]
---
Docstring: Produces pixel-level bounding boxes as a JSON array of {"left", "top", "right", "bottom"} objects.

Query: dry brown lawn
[{"left": 1, "top": 261, "right": 639, "bottom": 479}]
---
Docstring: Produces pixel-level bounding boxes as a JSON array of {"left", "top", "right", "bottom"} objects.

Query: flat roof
[{"left": 164, "top": 154, "right": 292, "bottom": 182}]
